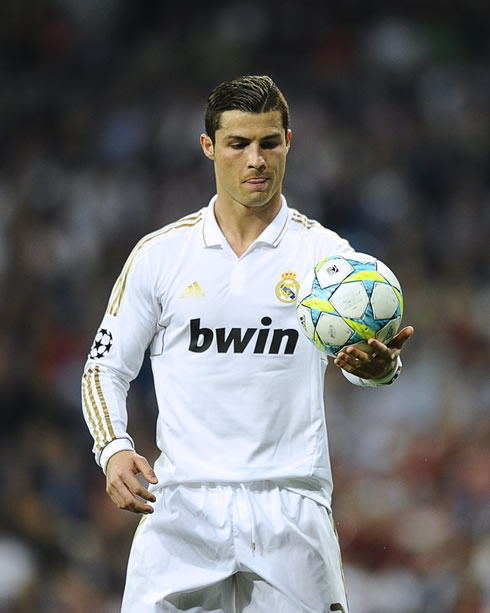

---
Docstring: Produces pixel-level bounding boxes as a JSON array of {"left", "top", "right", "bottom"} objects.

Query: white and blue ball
[{"left": 296, "top": 253, "right": 403, "bottom": 357}]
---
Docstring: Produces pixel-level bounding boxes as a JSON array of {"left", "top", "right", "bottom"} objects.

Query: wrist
[
  {"left": 99, "top": 437, "right": 135, "bottom": 474},
  {"left": 370, "top": 355, "right": 403, "bottom": 385},
  {"left": 342, "top": 355, "right": 402, "bottom": 388}
]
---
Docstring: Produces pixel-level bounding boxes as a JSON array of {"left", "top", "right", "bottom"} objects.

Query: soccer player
[{"left": 82, "top": 75, "right": 414, "bottom": 612}]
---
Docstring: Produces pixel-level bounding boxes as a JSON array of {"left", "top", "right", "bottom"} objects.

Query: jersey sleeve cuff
[
  {"left": 98, "top": 436, "right": 135, "bottom": 474},
  {"left": 341, "top": 356, "right": 402, "bottom": 388}
]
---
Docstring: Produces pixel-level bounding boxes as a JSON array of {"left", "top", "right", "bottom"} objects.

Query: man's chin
[
  {"left": 240, "top": 189, "right": 278, "bottom": 208},
  {"left": 241, "top": 197, "right": 273, "bottom": 210}
]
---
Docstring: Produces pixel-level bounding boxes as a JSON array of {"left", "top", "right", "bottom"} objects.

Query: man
[{"left": 82, "top": 75, "right": 413, "bottom": 612}]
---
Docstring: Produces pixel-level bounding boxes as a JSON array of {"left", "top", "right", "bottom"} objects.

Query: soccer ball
[{"left": 296, "top": 253, "right": 403, "bottom": 357}]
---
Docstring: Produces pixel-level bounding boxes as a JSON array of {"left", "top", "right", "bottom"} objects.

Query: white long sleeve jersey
[{"left": 82, "top": 196, "right": 397, "bottom": 508}]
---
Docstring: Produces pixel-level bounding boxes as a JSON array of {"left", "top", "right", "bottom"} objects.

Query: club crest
[{"left": 275, "top": 270, "right": 299, "bottom": 303}]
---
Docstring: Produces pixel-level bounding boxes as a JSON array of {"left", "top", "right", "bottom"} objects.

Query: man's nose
[{"left": 247, "top": 144, "right": 266, "bottom": 170}]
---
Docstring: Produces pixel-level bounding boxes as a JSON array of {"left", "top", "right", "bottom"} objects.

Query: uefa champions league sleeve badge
[{"left": 88, "top": 328, "right": 114, "bottom": 359}]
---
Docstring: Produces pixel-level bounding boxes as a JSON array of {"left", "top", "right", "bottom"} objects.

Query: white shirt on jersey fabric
[{"left": 82, "top": 195, "right": 401, "bottom": 509}]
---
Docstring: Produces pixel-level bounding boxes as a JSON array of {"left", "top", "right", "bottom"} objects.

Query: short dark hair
[{"left": 204, "top": 75, "right": 290, "bottom": 143}]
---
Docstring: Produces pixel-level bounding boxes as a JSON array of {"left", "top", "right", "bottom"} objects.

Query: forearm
[{"left": 81, "top": 362, "right": 134, "bottom": 471}]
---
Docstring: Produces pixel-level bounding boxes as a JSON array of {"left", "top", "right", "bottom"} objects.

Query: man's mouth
[{"left": 244, "top": 177, "right": 269, "bottom": 185}]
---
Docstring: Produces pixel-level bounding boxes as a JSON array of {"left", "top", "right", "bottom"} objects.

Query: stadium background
[{"left": 0, "top": 1, "right": 489, "bottom": 611}]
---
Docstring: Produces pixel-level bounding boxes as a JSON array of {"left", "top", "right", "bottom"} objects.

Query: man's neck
[{"left": 214, "top": 194, "right": 282, "bottom": 257}]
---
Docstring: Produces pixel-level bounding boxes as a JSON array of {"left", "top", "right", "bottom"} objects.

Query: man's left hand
[{"left": 334, "top": 325, "right": 414, "bottom": 380}]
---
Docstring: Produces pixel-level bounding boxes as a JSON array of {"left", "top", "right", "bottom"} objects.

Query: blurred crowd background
[{"left": 0, "top": 1, "right": 489, "bottom": 611}]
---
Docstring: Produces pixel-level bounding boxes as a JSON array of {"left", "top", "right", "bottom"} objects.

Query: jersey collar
[{"left": 202, "top": 195, "right": 289, "bottom": 249}]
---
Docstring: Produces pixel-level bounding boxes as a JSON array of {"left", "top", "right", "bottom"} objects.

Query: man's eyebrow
[{"left": 224, "top": 133, "right": 282, "bottom": 141}]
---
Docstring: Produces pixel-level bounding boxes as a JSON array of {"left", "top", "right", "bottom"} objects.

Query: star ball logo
[
  {"left": 275, "top": 270, "right": 299, "bottom": 303},
  {"left": 89, "top": 328, "right": 113, "bottom": 359}
]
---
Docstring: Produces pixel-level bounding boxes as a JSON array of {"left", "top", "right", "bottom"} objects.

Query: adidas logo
[{"left": 179, "top": 281, "right": 206, "bottom": 299}]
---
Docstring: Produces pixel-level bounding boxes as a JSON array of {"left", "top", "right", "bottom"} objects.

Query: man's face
[{"left": 201, "top": 110, "right": 291, "bottom": 211}]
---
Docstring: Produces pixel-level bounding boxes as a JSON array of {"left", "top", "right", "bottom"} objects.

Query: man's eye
[
  {"left": 231, "top": 143, "right": 247, "bottom": 149},
  {"left": 262, "top": 142, "right": 279, "bottom": 149}
]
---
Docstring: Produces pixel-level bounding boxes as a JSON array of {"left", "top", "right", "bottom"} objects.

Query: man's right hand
[{"left": 106, "top": 450, "right": 158, "bottom": 514}]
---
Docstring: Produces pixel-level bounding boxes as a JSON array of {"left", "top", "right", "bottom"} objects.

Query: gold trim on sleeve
[
  {"left": 94, "top": 365, "right": 116, "bottom": 440},
  {"left": 82, "top": 376, "right": 103, "bottom": 450},
  {"left": 108, "top": 212, "right": 203, "bottom": 316},
  {"left": 82, "top": 368, "right": 109, "bottom": 447}
]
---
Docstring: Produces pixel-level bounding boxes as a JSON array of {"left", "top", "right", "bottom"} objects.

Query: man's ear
[
  {"left": 200, "top": 133, "right": 215, "bottom": 160},
  {"left": 286, "top": 129, "right": 292, "bottom": 154}
]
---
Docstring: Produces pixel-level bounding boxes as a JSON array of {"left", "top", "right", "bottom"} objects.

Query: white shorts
[{"left": 121, "top": 482, "right": 349, "bottom": 613}]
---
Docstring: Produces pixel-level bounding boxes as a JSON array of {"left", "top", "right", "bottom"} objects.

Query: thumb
[
  {"left": 134, "top": 455, "right": 158, "bottom": 484},
  {"left": 390, "top": 326, "right": 414, "bottom": 350}
]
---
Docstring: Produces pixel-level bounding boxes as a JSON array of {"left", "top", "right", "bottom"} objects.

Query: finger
[
  {"left": 367, "top": 343, "right": 400, "bottom": 374},
  {"left": 345, "top": 345, "right": 371, "bottom": 362},
  {"left": 346, "top": 346, "right": 390, "bottom": 374},
  {"left": 367, "top": 336, "right": 396, "bottom": 357},
  {"left": 335, "top": 347, "right": 377, "bottom": 372},
  {"left": 107, "top": 477, "right": 134, "bottom": 510},
  {"left": 334, "top": 350, "right": 364, "bottom": 370},
  {"left": 127, "top": 495, "right": 155, "bottom": 514},
  {"left": 388, "top": 326, "right": 414, "bottom": 350},
  {"left": 133, "top": 456, "right": 159, "bottom": 485},
  {"left": 334, "top": 353, "right": 372, "bottom": 378},
  {"left": 108, "top": 479, "right": 155, "bottom": 514},
  {"left": 107, "top": 470, "right": 155, "bottom": 505},
  {"left": 124, "top": 473, "right": 157, "bottom": 503},
  {"left": 125, "top": 492, "right": 155, "bottom": 515}
]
